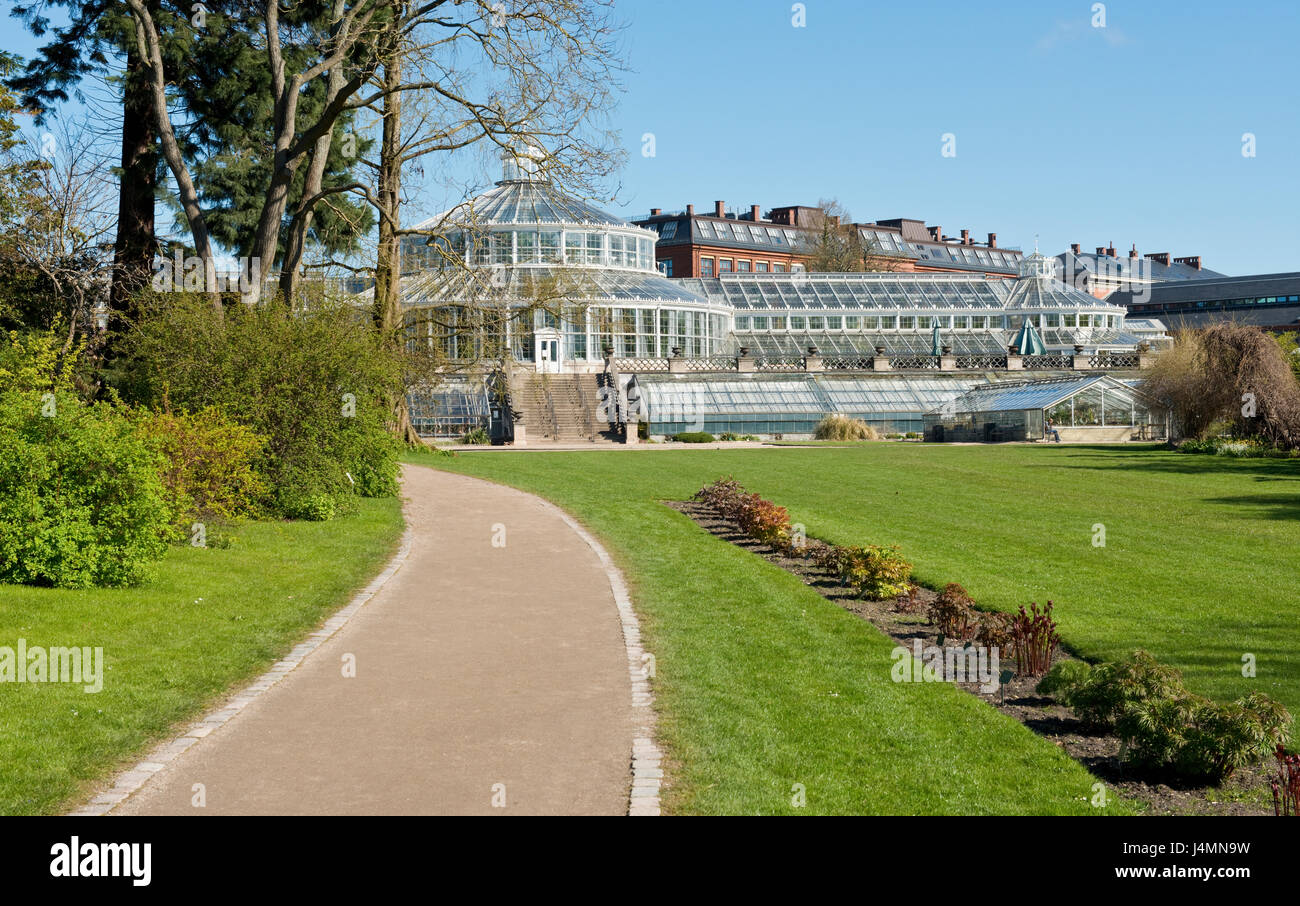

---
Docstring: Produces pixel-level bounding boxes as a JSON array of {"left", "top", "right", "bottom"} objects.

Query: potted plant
[{"left": 738, "top": 346, "right": 750, "bottom": 356}]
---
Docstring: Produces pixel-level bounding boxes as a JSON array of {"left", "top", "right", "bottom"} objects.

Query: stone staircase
[{"left": 514, "top": 372, "right": 612, "bottom": 443}]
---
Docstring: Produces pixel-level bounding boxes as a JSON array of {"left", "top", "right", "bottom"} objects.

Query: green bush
[
  {"left": 117, "top": 296, "right": 403, "bottom": 518},
  {"left": 1117, "top": 691, "right": 1291, "bottom": 782},
  {"left": 458, "top": 427, "right": 490, "bottom": 445},
  {"left": 135, "top": 407, "right": 266, "bottom": 533},
  {"left": 0, "top": 327, "right": 81, "bottom": 395},
  {"left": 1065, "top": 649, "right": 1187, "bottom": 730},
  {"left": 673, "top": 431, "right": 715, "bottom": 443},
  {"left": 821, "top": 544, "right": 913, "bottom": 600},
  {"left": 0, "top": 391, "right": 170, "bottom": 587},
  {"left": 1037, "top": 660, "right": 1092, "bottom": 698}
]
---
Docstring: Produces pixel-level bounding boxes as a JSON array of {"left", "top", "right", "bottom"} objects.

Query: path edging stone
[
  {"left": 543, "top": 504, "right": 664, "bottom": 816},
  {"left": 67, "top": 528, "right": 415, "bottom": 817}
]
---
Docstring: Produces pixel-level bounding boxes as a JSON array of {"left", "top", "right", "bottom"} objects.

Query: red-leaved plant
[
  {"left": 1272, "top": 745, "right": 1300, "bottom": 817},
  {"left": 1011, "top": 600, "right": 1061, "bottom": 677}
]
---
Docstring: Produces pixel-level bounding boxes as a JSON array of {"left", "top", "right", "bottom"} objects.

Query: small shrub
[
  {"left": 0, "top": 391, "right": 170, "bottom": 587},
  {"left": 1118, "top": 690, "right": 1291, "bottom": 782},
  {"left": 1010, "top": 600, "right": 1061, "bottom": 677},
  {"left": 1271, "top": 745, "right": 1300, "bottom": 817},
  {"left": 693, "top": 477, "right": 745, "bottom": 519},
  {"left": 673, "top": 431, "right": 715, "bottom": 443},
  {"left": 458, "top": 426, "right": 490, "bottom": 445},
  {"left": 893, "top": 584, "right": 926, "bottom": 615},
  {"left": 827, "top": 544, "right": 912, "bottom": 600},
  {"left": 1037, "top": 660, "right": 1092, "bottom": 698},
  {"left": 734, "top": 493, "right": 791, "bottom": 548},
  {"left": 813, "top": 413, "right": 880, "bottom": 441},
  {"left": 278, "top": 490, "right": 337, "bottom": 522},
  {"left": 135, "top": 407, "right": 266, "bottom": 533},
  {"left": 1068, "top": 649, "right": 1186, "bottom": 730},
  {"left": 928, "top": 583, "right": 979, "bottom": 640},
  {"left": 976, "top": 611, "right": 1015, "bottom": 654}
]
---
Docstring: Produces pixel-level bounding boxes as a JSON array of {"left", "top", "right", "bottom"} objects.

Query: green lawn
[
  {"left": 0, "top": 499, "right": 404, "bottom": 815},
  {"left": 404, "top": 443, "right": 1300, "bottom": 814}
]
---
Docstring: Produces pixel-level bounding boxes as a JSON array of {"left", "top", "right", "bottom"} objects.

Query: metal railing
[
  {"left": 683, "top": 356, "right": 740, "bottom": 372},
  {"left": 888, "top": 355, "right": 940, "bottom": 370},
  {"left": 823, "top": 355, "right": 875, "bottom": 371},
  {"left": 955, "top": 354, "right": 1008, "bottom": 370},
  {"left": 612, "top": 357, "right": 669, "bottom": 372},
  {"left": 755, "top": 356, "right": 804, "bottom": 372},
  {"left": 1023, "top": 354, "right": 1073, "bottom": 370}
]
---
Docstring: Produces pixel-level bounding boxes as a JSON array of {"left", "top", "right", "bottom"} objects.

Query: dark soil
[{"left": 668, "top": 498, "right": 1276, "bottom": 816}]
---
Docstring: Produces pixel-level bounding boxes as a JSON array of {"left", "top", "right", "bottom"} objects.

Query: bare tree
[
  {"left": 1, "top": 118, "right": 117, "bottom": 350},
  {"left": 796, "top": 199, "right": 904, "bottom": 273}
]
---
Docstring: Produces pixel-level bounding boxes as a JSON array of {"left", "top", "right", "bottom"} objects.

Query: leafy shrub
[
  {"left": 893, "top": 584, "right": 926, "bottom": 615},
  {"left": 976, "top": 611, "right": 1015, "bottom": 653},
  {"left": 1117, "top": 691, "right": 1291, "bottom": 782},
  {"left": 0, "top": 390, "right": 170, "bottom": 587},
  {"left": 458, "top": 427, "right": 490, "bottom": 445},
  {"left": 117, "top": 296, "right": 403, "bottom": 518},
  {"left": 692, "top": 477, "right": 746, "bottom": 519},
  {"left": 813, "top": 413, "right": 880, "bottom": 441},
  {"left": 135, "top": 407, "right": 266, "bottom": 533},
  {"left": 0, "top": 328, "right": 81, "bottom": 395},
  {"left": 827, "top": 544, "right": 913, "bottom": 600},
  {"left": 673, "top": 431, "right": 715, "bottom": 443},
  {"left": 1271, "top": 745, "right": 1300, "bottom": 817},
  {"left": 928, "top": 583, "right": 979, "bottom": 640},
  {"left": 1037, "top": 660, "right": 1092, "bottom": 698},
  {"left": 1010, "top": 600, "right": 1061, "bottom": 677},
  {"left": 1066, "top": 649, "right": 1186, "bottom": 730},
  {"left": 734, "top": 493, "right": 791, "bottom": 548},
  {"left": 277, "top": 490, "right": 337, "bottom": 522}
]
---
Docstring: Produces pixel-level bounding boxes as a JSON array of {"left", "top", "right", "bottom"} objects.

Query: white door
[{"left": 535, "top": 330, "right": 562, "bottom": 373}]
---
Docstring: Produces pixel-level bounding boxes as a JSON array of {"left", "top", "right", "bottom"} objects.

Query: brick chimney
[
  {"left": 1070, "top": 243, "right": 1081, "bottom": 255},
  {"left": 686, "top": 204, "right": 694, "bottom": 216},
  {"left": 1174, "top": 255, "right": 1202, "bottom": 270},
  {"left": 961, "top": 229, "right": 970, "bottom": 245},
  {"left": 650, "top": 208, "right": 661, "bottom": 216},
  {"left": 987, "top": 232, "right": 997, "bottom": 249},
  {"left": 751, "top": 204, "right": 761, "bottom": 222},
  {"left": 1129, "top": 244, "right": 1139, "bottom": 259},
  {"left": 1096, "top": 246, "right": 1106, "bottom": 256},
  {"left": 929, "top": 226, "right": 942, "bottom": 242},
  {"left": 1106, "top": 242, "right": 1116, "bottom": 257},
  {"left": 1145, "top": 252, "right": 1170, "bottom": 266},
  {"left": 714, "top": 200, "right": 725, "bottom": 218}
]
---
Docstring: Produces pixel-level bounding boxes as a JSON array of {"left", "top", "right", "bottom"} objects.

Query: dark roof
[
  {"left": 1111, "top": 272, "right": 1300, "bottom": 307},
  {"left": 1056, "top": 252, "right": 1226, "bottom": 284}
]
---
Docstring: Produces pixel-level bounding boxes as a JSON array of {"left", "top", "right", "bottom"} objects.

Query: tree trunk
[
  {"left": 373, "top": 50, "right": 420, "bottom": 444},
  {"left": 108, "top": 45, "right": 157, "bottom": 342}
]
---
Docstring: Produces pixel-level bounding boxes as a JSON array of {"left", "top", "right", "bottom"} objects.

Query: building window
[
  {"left": 657, "top": 259, "right": 673, "bottom": 277},
  {"left": 773, "top": 263, "right": 786, "bottom": 273},
  {"left": 738, "top": 260, "right": 751, "bottom": 272},
  {"left": 756, "top": 261, "right": 769, "bottom": 272},
  {"left": 720, "top": 259, "right": 733, "bottom": 273},
  {"left": 699, "top": 257, "right": 714, "bottom": 277},
  {"left": 789, "top": 316, "right": 805, "bottom": 330},
  {"left": 791, "top": 264, "right": 805, "bottom": 273}
]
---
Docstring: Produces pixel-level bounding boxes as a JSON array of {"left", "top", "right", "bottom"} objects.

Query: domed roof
[
  {"left": 1005, "top": 251, "right": 1115, "bottom": 311},
  {"left": 413, "top": 149, "right": 632, "bottom": 230}
]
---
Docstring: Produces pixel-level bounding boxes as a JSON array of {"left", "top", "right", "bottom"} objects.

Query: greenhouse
[
  {"left": 635, "top": 373, "right": 1029, "bottom": 436},
  {"left": 922, "top": 375, "right": 1167, "bottom": 443}
]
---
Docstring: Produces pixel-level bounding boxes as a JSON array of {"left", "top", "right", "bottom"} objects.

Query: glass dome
[{"left": 400, "top": 149, "right": 726, "bottom": 365}]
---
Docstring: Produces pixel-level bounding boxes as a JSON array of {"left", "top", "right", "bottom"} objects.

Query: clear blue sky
[
  {"left": 8, "top": 0, "right": 1298, "bottom": 275},
  {"left": 608, "top": 0, "right": 1300, "bottom": 275}
]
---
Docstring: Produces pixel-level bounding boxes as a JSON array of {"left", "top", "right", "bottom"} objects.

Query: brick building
[{"left": 633, "top": 201, "right": 1023, "bottom": 279}]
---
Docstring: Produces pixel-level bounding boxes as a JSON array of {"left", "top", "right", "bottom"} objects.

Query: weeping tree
[{"left": 1143, "top": 323, "right": 1300, "bottom": 447}]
